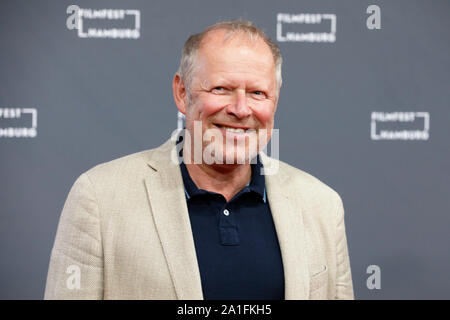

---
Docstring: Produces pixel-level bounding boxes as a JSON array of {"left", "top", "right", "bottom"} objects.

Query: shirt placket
[{"left": 218, "top": 203, "right": 240, "bottom": 246}]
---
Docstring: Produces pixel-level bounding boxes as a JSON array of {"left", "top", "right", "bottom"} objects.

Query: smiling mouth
[{"left": 214, "top": 124, "right": 256, "bottom": 133}]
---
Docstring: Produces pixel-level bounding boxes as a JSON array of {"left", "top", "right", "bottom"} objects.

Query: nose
[{"left": 225, "top": 90, "right": 252, "bottom": 119}]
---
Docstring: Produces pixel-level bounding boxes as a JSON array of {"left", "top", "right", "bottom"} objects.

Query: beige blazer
[{"left": 44, "top": 138, "right": 354, "bottom": 300}]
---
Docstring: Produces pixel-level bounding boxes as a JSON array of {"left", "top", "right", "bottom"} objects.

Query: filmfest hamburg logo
[
  {"left": 0, "top": 108, "right": 37, "bottom": 138},
  {"left": 371, "top": 111, "right": 430, "bottom": 141},
  {"left": 66, "top": 5, "right": 140, "bottom": 39},
  {"left": 277, "top": 13, "right": 336, "bottom": 43}
]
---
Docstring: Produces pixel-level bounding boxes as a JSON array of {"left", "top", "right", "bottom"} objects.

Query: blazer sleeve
[
  {"left": 334, "top": 194, "right": 354, "bottom": 300},
  {"left": 44, "top": 173, "right": 104, "bottom": 299}
]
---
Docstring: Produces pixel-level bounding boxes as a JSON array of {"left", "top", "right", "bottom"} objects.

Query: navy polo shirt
[{"left": 179, "top": 150, "right": 285, "bottom": 300}]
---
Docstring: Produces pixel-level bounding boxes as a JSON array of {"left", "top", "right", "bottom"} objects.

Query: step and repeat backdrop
[{"left": 1, "top": 0, "right": 449, "bottom": 299}]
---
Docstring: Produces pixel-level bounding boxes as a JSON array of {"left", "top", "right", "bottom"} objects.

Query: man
[{"left": 45, "top": 20, "right": 354, "bottom": 300}]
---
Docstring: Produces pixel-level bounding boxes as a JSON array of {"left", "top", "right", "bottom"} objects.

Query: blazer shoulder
[
  {"left": 83, "top": 138, "right": 175, "bottom": 181},
  {"left": 273, "top": 159, "right": 344, "bottom": 225},
  {"left": 275, "top": 157, "right": 342, "bottom": 202},
  {"left": 79, "top": 140, "right": 172, "bottom": 191},
  {"left": 83, "top": 149, "right": 151, "bottom": 180}
]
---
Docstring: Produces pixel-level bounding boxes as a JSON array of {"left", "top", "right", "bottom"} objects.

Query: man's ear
[{"left": 173, "top": 73, "right": 187, "bottom": 114}]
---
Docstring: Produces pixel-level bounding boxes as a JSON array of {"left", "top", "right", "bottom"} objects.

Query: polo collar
[{"left": 179, "top": 147, "right": 266, "bottom": 203}]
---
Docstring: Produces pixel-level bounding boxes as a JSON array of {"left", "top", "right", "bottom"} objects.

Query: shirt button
[{"left": 223, "top": 209, "right": 230, "bottom": 216}]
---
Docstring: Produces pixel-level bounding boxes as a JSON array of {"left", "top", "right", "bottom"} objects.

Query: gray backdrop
[{"left": 1, "top": 0, "right": 449, "bottom": 299}]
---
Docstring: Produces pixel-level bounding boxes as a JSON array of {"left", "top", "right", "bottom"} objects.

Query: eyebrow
[{"left": 209, "top": 78, "right": 270, "bottom": 90}]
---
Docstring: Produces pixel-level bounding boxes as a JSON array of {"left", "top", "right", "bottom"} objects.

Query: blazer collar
[{"left": 144, "top": 138, "right": 310, "bottom": 300}]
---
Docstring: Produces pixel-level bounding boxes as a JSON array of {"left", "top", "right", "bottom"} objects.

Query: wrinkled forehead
[
  {"left": 194, "top": 29, "right": 276, "bottom": 78},
  {"left": 198, "top": 29, "right": 275, "bottom": 65}
]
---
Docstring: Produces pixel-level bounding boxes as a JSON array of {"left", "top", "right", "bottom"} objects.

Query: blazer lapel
[
  {"left": 144, "top": 139, "right": 203, "bottom": 300},
  {"left": 260, "top": 153, "right": 310, "bottom": 299}
]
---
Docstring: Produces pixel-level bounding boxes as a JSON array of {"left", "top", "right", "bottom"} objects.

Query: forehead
[{"left": 195, "top": 29, "right": 276, "bottom": 79}]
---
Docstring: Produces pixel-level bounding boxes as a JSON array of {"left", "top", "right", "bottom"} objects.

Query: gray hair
[{"left": 177, "top": 20, "right": 282, "bottom": 94}]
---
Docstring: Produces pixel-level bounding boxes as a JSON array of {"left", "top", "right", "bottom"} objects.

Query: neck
[{"left": 183, "top": 149, "right": 251, "bottom": 202}]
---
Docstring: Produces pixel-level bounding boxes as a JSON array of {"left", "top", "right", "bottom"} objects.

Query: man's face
[{"left": 182, "top": 30, "right": 279, "bottom": 165}]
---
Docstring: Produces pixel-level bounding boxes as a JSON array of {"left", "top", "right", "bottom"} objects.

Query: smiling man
[
  {"left": 173, "top": 24, "right": 279, "bottom": 202},
  {"left": 45, "top": 20, "right": 354, "bottom": 300}
]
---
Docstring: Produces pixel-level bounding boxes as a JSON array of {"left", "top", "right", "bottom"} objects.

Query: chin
[
  {"left": 222, "top": 146, "right": 258, "bottom": 165},
  {"left": 201, "top": 136, "right": 260, "bottom": 165}
]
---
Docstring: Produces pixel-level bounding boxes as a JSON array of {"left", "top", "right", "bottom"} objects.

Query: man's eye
[
  {"left": 252, "top": 91, "right": 266, "bottom": 99},
  {"left": 212, "top": 87, "right": 225, "bottom": 93}
]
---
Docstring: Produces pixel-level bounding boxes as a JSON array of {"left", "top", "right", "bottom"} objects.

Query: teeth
[
  {"left": 219, "top": 125, "right": 255, "bottom": 133},
  {"left": 224, "top": 127, "right": 245, "bottom": 133}
]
